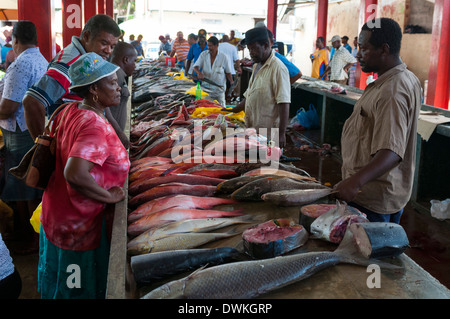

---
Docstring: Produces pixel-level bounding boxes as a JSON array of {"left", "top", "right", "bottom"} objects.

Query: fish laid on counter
[
  {"left": 127, "top": 207, "right": 244, "bottom": 236},
  {"left": 128, "top": 195, "right": 238, "bottom": 223},
  {"left": 235, "top": 162, "right": 311, "bottom": 177},
  {"left": 127, "top": 215, "right": 253, "bottom": 255},
  {"left": 131, "top": 247, "right": 241, "bottom": 285},
  {"left": 242, "top": 219, "right": 309, "bottom": 259},
  {"left": 141, "top": 222, "right": 403, "bottom": 299},
  {"left": 128, "top": 183, "right": 218, "bottom": 207},
  {"left": 184, "top": 163, "right": 239, "bottom": 179},
  {"left": 299, "top": 204, "right": 337, "bottom": 232},
  {"left": 261, "top": 188, "right": 335, "bottom": 207},
  {"left": 243, "top": 167, "right": 316, "bottom": 182},
  {"left": 128, "top": 174, "right": 224, "bottom": 196},
  {"left": 231, "top": 177, "right": 329, "bottom": 201},
  {"left": 350, "top": 222, "right": 409, "bottom": 259},
  {"left": 216, "top": 175, "right": 279, "bottom": 194},
  {"left": 310, "top": 201, "right": 369, "bottom": 244},
  {"left": 128, "top": 229, "right": 240, "bottom": 255}
]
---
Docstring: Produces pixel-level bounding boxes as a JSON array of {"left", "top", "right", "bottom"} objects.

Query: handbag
[{"left": 9, "top": 103, "right": 72, "bottom": 190}]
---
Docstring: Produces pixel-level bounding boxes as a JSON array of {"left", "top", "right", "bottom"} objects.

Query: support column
[
  {"left": 355, "top": 0, "right": 378, "bottom": 89},
  {"left": 267, "top": 0, "right": 277, "bottom": 37},
  {"left": 316, "top": 0, "right": 328, "bottom": 42},
  {"left": 97, "top": 0, "right": 105, "bottom": 14},
  {"left": 62, "top": 0, "right": 83, "bottom": 48},
  {"left": 18, "top": 0, "right": 55, "bottom": 61},
  {"left": 84, "top": 0, "right": 98, "bottom": 24},
  {"left": 105, "top": 0, "right": 113, "bottom": 18},
  {"left": 426, "top": 0, "right": 450, "bottom": 109}
]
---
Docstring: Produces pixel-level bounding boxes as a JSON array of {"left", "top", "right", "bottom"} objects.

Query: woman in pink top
[{"left": 38, "top": 53, "right": 130, "bottom": 299}]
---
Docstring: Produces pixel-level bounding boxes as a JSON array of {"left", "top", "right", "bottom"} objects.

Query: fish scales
[
  {"left": 141, "top": 231, "right": 237, "bottom": 254},
  {"left": 143, "top": 251, "right": 340, "bottom": 299}
]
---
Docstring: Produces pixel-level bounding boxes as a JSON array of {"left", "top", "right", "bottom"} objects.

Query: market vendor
[
  {"left": 228, "top": 27, "right": 290, "bottom": 148},
  {"left": 22, "top": 14, "right": 127, "bottom": 147},
  {"left": 193, "top": 36, "right": 233, "bottom": 107},
  {"left": 334, "top": 18, "right": 422, "bottom": 223}
]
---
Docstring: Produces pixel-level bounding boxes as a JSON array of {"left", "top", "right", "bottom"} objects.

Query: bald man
[{"left": 110, "top": 42, "right": 137, "bottom": 141}]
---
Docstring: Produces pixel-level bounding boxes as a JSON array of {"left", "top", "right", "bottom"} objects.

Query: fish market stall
[{"left": 106, "top": 60, "right": 450, "bottom": 299}]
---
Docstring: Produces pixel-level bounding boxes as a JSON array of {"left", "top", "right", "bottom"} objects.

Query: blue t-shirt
[
  {"left": 186, "top": 42, "right": 208, "bottom": 75},
  {"left": 275, "top": 51, "right": 300, "bottom": 78}
]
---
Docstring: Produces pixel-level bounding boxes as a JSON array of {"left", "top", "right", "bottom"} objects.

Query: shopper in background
[
  {"left": 341, "top": 36, "right": 352, "bottom": 53},
  {"left": 131, "top": 34, "right": 145, "bottom": 58},
  {"left": 158, "top": 35, "right": 172, "bottom": 55},
  {"left": 110, "top": 41, "right": 137, "bottom": 139},
  {"left": 219, "top": 34, "right": 241, "bottom": 102},
  {"left": 0, "top": 21, "right": 48, "bottom": 254},
  {"left": 267, "top": 29, "right": 302, "bottom": 84},
  {"left": 38, "top": 53, "right": 130, "bottom": 299},
  {"left": 185, "top": 29, "right": 208, "bottom": 77},
  {"left": 310, "top": 36, "right": 329, "bottom": 80},
  {"left": 170, "top": 31, "right": 190, "bottom": 69},
  {"left": 228, "top": 30, "right": 242, "bottom": 46},
  {"left": 348, "top": 36, "right": 358, "bottom": 87},
  {"left": 227, "top": 27, "right": 290, "bottom": 148},
  {"left": 321, "top": 35, "right": 356, "bottom": 85},
  {"left": 334, "top": 18, "right": 422, "bottom": 224},
  {"left": 193, "top": 36, "right": 233, "bottom": 107}
]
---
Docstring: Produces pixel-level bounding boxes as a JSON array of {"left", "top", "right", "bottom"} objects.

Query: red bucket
[{"left": 165, "top": 57, "right": 176, "bottom": 67}]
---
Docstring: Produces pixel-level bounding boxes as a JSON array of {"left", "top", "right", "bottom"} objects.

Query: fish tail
[{"left": 334, "top": 227, "right": 403, "bottom": 270}]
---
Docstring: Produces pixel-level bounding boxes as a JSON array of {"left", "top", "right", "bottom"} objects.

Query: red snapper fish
[{"left": 128, "top": 195, "right": 238, "bottom": 223}]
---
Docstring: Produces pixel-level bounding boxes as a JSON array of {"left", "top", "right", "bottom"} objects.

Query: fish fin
[{"left": 334, "top": 226, "right": 403, "bottom": 270}]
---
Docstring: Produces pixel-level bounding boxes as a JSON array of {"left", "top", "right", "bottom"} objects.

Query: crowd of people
[{"left": 0, "top": 15, "right": 421, "bottom": 300}]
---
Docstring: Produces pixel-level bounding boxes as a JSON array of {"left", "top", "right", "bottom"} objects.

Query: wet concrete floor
[{"left": 6, "top": 130, "right": 450, "bottom": 299}]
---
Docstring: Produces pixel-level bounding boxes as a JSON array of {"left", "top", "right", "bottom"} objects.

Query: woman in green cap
[{"left": 37, "top": 52, "right": 130, "bottom": 299}]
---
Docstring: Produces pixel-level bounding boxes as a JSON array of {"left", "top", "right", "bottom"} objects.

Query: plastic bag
[
  {"left": 30, "top": 202, "right": 42, "bottom": 233},
  {"left": 430, "top": 199, "right": 450, "bottom": 221},
  {"left": 296, "top": 104, "right": 320, "bottom": 129}
]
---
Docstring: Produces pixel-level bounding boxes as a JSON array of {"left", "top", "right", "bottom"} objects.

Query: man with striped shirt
[
  {"left": 22, "top": 14, "right": 124, "bottom": 143},
  {"left": 170, "top": 31, "right": 190, "bottom": 69}
]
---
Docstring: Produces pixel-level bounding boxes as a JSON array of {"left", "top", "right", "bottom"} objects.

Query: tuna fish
[
  {"left": 131, "top": 247, "right": 241, "bottom": 285},
  {"left": 231, "top": 177, "right": 329, "bottom": 201},
  {"left": 128, "top": 183, "right": 218, "bottom": 207},
  {"left": 261, "top": 188, "right": 336, "bottom": 207},
  {"left": 141, "top": 223, "right": 401, "bottom": 299},
  {"left": 127, "top": 207, "right": 244, "bottom": 236},
  {"left": 128, "top": 195, "right": 238, "bottom": 223},
  {"left": 349, "top": 222, "right": 409, "bottom": 259}
]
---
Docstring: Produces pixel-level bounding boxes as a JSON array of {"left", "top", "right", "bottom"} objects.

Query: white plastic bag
[{"left": 430, "top": 199, "right": 450, "bottom": 221}]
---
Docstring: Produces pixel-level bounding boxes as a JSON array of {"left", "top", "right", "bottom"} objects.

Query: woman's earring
[{"left": 93, "top": 94, "right": 99, "bottom": 103}]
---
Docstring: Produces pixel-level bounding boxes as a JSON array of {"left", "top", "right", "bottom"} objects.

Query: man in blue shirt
[
  {"left": 185, "top": 29, "right": 208, "bottom": 77},
  {"left": 341, "top": 36, "right": 352, "bottom": 53},
  {"left": 267, "top": 29, "right": 302, "bottom": 84}
]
